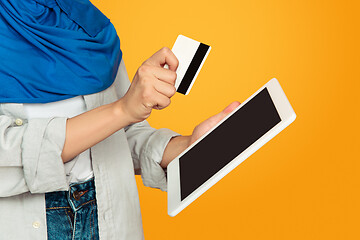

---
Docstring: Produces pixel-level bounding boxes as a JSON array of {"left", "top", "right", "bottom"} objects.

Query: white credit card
[{"left": 166, "top": 35, "right": 211, "bottom": 95}]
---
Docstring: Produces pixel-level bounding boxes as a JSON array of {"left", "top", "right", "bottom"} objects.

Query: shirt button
[
  {"left": 32, "top": 221, "right": 40, "bottom": 229},
  {"left": 15, "top": 118, "right": 23, "bottom": 126}
]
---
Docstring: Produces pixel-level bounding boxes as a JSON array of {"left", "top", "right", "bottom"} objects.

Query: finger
[
  {"left": 152, "top": 66, "right": 177, "bottom": 85},
  {"left": 153, "top": 92, "right": 171, "bottom": 110},
  {"left": 153, "top": 80, "right": 176, "bottom": 98},
  {"left": 145, "top": 47, "right": 179, "bottom": 72}
]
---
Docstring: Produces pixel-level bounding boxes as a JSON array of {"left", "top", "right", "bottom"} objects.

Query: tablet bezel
[{"left": 167, "top": 78, "right": 296, "bottom": 217}]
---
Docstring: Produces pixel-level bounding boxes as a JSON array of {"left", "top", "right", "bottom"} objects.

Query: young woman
[{"left": 0, "top": 0, "right": 239, "bottom": 239}]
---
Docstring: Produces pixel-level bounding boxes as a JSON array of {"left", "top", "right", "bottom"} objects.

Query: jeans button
[
  {"left": 73, "top": 191, "right": 81, "bottom": 201},
  {"left": 73, "top": 190, "right": 88, "bottom": 200}
]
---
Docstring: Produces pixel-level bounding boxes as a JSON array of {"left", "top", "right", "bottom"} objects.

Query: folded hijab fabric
[{"left": 0, "top": 0, "right": 122, "bottom": 103}]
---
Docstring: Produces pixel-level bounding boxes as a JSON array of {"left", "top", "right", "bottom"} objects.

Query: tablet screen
[{"left": 179, "top": 87, "right": 281, "bottom": 200}]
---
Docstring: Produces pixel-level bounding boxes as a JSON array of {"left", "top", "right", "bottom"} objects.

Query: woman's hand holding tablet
[{"left": 167, "top": 78, "right": 296, "bottom": 217}]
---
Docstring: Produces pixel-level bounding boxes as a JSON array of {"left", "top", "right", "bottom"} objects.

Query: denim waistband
[{"left": 45, "top": 178, "right": 96, "bottom": 212}]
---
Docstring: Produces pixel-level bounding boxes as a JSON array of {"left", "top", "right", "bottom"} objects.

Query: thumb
[
  {"left": 209, "top": 101, "right": 241, "bottom": 125},
  {"left": 222, "top": 101, "right": 241, "bottom": 115},
  {"left": 190, "top": 101, "right": 241, "bottom": 145}
]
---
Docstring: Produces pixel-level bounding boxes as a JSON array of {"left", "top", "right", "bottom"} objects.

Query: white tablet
[{"left": 167, "top": 78, "right": 296, "bottom": 217}]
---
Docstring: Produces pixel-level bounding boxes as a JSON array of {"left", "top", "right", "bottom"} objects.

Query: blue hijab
[{"left": 0, "top": 0, "right": 122, "bottom": 103}]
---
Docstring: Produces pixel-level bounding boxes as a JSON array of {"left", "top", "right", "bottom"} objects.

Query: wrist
[
  {"left": 112, "top": 99, "right": 135, "bottom": 126},
  {"left": 160, "top": 135, "right": 192, "bottom": 168}
]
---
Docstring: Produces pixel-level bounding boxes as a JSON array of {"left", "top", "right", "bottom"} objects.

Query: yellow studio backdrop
[{"left": 92, "top": 0, "right": 359, "bottom": 239}]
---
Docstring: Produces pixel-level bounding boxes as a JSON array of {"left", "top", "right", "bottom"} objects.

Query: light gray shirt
[
  {"left": 0, "top": 59, "right": 179, "bottom": 239},
  {"left": 23, "top": 95, "right": 95, "bottom": 183}
]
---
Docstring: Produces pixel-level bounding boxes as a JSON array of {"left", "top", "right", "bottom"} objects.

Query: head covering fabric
[{"left": 0, "top": 0, "right": 122, "bottom": 103}]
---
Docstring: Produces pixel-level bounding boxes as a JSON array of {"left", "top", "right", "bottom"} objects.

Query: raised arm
[{"left": 61, "top": 47, "right": 179, "bottom": 162}]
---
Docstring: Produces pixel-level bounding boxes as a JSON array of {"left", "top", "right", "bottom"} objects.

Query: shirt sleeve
[
  {"left": 113, "top": 59, "right": 180, "bottom": 191},
  {"left": 0, "top": 108, "right": 69, "bottom": 197}
]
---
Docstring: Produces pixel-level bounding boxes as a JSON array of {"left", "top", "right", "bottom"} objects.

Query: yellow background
[{"left": 92, "top": 0, "right": 359, "bottom": 239}]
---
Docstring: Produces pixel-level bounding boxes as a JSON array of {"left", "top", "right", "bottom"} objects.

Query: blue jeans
[{"left": 45, "top": 178, "right": 99, "bottom": 240}]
